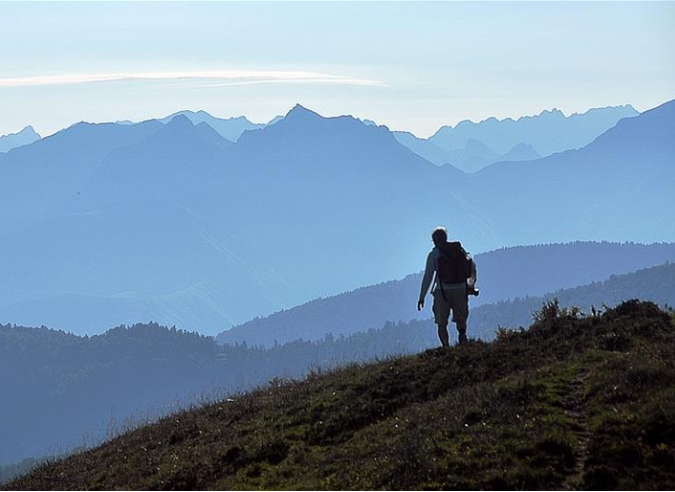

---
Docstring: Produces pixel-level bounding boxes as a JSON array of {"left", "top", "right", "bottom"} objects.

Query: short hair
[{"left": 431, "top": 226, "right": 447, "bottom": 244}]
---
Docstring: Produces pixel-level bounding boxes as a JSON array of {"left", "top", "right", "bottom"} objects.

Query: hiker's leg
[
  {"left": 437, "top": 324, "right": 450, "bottom": 348},
  {"left": 432, "top": 291, "right": 451, "bottom": 348},
  {"left": 450, "top": 287, "right": 469, "bottom": 345},
  {"left": 456, "top": 319, "right": 468, "bottom": 344}
]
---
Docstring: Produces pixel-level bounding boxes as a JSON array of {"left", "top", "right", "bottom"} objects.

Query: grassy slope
[{"left": 7, "top": 301, "right": 675, "bottom": 491}]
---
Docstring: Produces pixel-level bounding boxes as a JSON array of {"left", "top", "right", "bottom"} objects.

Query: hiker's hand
[{"left": 417, "top": 300, "right": 424, "bottom": 311}]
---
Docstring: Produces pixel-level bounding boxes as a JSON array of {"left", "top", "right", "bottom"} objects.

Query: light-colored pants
[{"left": 432, "top": 287, "right": 469, "bottom": 325}]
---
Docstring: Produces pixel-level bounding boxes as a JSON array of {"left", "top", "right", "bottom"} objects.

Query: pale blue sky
[{"left": 1, "top": 1, "right": 673, "bottom": 137}]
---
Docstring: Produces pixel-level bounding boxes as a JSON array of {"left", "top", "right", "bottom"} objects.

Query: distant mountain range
[
  {"left": 100, "top": 104, "right": 642, "bottom": 175},
  {"left": 470, "top": 100, "right": 675, "bottom": 246},
  {"left": 391, "top": 105, "right": 638, "bottom": 172},
  {"left": 0, "top": 100, "right": 672, "bottom": 334},
  {"left": 430, "top": 105, "right": 638, "bottom": 167},
  {"left": 216, "top": 242, "right": 675, "bottom": 347},
  {"left": 0, "top": 126, "right": 40, "bottom": 153},
  {"left": 159, "top": 110, "right": 266, "bottom": 141},
  {"left": 0, "top": 105, "right": 480, "bottom": 333},
  {"left": 392, "top": 131, "right": 544, "bottom": 172},
  {"left": 0, "top": 104, "right": 637, "bottom": 163}
]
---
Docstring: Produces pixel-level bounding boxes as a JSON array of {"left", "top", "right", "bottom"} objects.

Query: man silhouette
[{"left": 417, "top": 227, "right": 477, "bottom": 347}]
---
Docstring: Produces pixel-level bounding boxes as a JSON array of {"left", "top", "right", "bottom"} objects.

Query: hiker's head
[{"left": 431, "top": 227, "right": 447, "bottom": 246}]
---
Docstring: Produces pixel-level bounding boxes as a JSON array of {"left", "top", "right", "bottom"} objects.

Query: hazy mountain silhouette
[
  {"left": 429, "top": 104, "right": 638, "bottom": 156},
  {"left": 446, "top": 140, "right": 544, "bottom": 174},
  {"left": 393, "top": 132, "right": 540, "bottom": 172},
  {"left": 217, "top": 242, "right": 675, "bottom": 347},
  {"left": 392, "top": 130, "right": 452, "bottom": 165},
  {"left": 395, "top": 104, "right": 637, "bottom": 172},
  {"left": 216, "top": 104, "right": 488, "bottom": 306},
  {"left": 499, "top": 142, "right": 541, "bottom": 161},
  {"left": 160, "top": 110, "right": 265, "bottom": 141},
  {"left": 0, "top": 116, "right": 271, "bottom": 333},
  {"left": 0, "top": 126, "right": 40, "bottom": 153},
  {"left": 472, "top": 99, "right": 675, "bottom": 245},
  {"left": 0, "top": 105, "right": 493, "bottom": 333},
  {"left": 0, "top": 101, "right": 672, "bottom": 334},
  {"left": 0, "top": 119, "right": 163, "bottom": 228},
  {"left": 446, "top": 138, "right": 500, "bottom": 172},
  {"left": 266, "top": 115, "right": 285, "bottom": 126}
]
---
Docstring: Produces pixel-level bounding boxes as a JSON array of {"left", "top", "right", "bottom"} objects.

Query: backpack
[{"left": 436, "top": 241, "right": 472, "bottom": 284}]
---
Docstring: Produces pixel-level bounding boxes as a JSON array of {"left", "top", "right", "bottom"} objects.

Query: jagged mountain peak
[
  {"left": 500, "top": 142, "right": 541, "bottom": 162},
  {"left": 428, "top": 103, "right": 644, "bottom": 156},
  {"left": 284, "top": 103, "right": 323, "bottom": 120},
  {"left": 243, "top": 105, "right": 342, "bottom": 139},
  {"left": 237, "top": 104, "right": 410, "bottom": 160},
  {"left": 165, "top": 113, "right": 194, "bottom": 129},
  {"left": 168, "top": 110, "right": 250, "bottom": 123},
  {"left": 539, "top": 107, "right": 564, "bottom": 117},
  {"left": 586, "top": 97, "right": 675, "bottom": 151},
  {"left": 0, "top": 125, "right": 42, "bottom": 153},
  {"left": 159, "top": 110, "right": 264, "bottom": 142},
  {"left": 19, "top": 125, "right": 39, "bottom": 136},
  {"left": 143, "top": 114, "right": 233, "bottom": 151}
]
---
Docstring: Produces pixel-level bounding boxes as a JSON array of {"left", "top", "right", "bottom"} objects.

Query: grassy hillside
[
  {"left": 0, "top": 318, "right": 437, "bottom": 469},
  {"left": 7, "top": 300, "right": 675, "bottom": 490},
  {"left": 3, "top": 263, "right": 674, "bottom": 472}
]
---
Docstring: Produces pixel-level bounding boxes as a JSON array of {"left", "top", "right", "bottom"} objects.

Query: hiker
[{"left": 417, "top": 226, "right": 477, "bottom": 347}]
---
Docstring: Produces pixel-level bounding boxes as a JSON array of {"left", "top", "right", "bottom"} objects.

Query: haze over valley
[{"left": 1, "top": 100, "right": 673, "bottom": 335}]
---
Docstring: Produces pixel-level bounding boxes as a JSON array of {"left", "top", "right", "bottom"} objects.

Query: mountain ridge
[
  {"left": 159, "top": 110, "right": 265, "bottom": 141},
  {"left": 469, "top": 99, "right": 674, "bottom": 245},
  {"left": 217, "top": 241, "right": 675, "bottom": 347},
  {"left": 0, "top": 102, "right": 487, "bottom": 334},
  {"left": 0, "top": 125, "right": 41, "bottom": 153},
  {"left": 0, "top": 100, "right": 672, "bottom": 334},
  {"left": 430, "top": 104, "right": 639, "bottom": 155},
  {"left": 392, "top": 104, "right": 637, "bottom": 171}
]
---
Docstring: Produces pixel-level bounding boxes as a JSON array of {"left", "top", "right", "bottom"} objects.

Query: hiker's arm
[
  {"left": 468, "top": 255, "right": 477, "bottom": 287},
  {"left": 418, "top": 252, "right": 435, "bottom": 309}
]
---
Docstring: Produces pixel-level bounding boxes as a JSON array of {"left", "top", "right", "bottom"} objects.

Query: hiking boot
[{"left": 458, "top": 331, "right": 468, "bottom": 345}]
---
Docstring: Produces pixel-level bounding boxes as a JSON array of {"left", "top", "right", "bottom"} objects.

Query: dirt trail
[{"left": 561, "top": 370, "right": 592, "bottom": 490}]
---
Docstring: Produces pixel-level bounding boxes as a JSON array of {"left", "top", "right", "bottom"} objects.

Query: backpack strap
[
  {"left": 436, "top": 248, "right": 448, "bottom": 302},
  {"left": 438, "top": 272, "right": 448, "bottom": 302}
]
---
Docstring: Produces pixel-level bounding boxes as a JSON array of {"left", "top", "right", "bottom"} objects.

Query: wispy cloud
[{"left": 0, "top": 70, "right": 387, "bottom": 88}]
